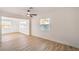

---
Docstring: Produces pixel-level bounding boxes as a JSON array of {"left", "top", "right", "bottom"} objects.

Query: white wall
[{"left": 32, "top": 8, "right": 79, "bottom": 48}]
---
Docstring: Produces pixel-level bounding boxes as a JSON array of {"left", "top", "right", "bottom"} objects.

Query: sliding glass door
[{"left": 19, "top": 20, "right": 29, "bottom": 35}]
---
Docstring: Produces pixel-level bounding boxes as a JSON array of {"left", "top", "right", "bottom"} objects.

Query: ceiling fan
[{"left": 26, "top": 7, "right": 37, "bottom": 17}]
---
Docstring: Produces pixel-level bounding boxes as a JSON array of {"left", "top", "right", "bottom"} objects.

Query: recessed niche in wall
[{"left": 40, "top": 18, "right": 50, "bottom": 31}]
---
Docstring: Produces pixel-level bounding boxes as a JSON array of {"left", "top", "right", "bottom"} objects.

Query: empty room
[{"left": 0, "top": 7, "right": 79, "bottom": 51}]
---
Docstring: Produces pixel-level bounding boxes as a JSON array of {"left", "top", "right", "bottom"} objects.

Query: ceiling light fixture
[{"left": 26, "top": 7, "right": 37, "bottom": 17}]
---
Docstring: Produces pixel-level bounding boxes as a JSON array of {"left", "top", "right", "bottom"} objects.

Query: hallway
[{"left": 1, "top": 32, "right": 79, "bottom": 51}]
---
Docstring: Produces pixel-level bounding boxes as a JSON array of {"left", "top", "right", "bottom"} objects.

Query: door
[{"left": 19, "top": 20, "right": 29, "bottom": 35}]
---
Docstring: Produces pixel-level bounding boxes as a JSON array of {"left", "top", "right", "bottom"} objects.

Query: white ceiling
[
  {"left": 0, "top": 7, "right": 78, "bottom": 19},
  {"left": 0, "top": 7, "right": 56, "bottom": 19}
]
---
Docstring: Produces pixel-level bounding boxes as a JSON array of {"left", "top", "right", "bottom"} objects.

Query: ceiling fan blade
[{"left": 31, "top": 14, "right": 37, "bottom": 16}]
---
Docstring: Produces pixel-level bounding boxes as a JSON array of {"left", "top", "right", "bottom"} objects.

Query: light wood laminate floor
[{"left": 0, "top": 32, "right": 79, "bottom": 51}]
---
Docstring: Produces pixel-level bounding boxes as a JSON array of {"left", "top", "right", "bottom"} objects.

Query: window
[
  {"left": 40, "top": 18, "right": 50, "bottom": 31},
  {"left": 2, "top": 20, "right": 12, "bottom": 29}
]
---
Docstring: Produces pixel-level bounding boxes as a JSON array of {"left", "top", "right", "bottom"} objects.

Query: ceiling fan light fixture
[
  {"left": 26, "top": 7, "right": 37, "bottom": 17},
  {"left": 27, "top": 14, "right": 30, "bottom": 17}
]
